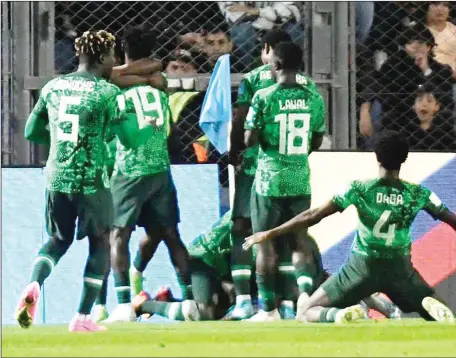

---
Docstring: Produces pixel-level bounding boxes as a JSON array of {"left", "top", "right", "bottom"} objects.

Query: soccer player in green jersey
[
  {"left": 104, "top": 26, "right": 191, "bottom": 322},
  {"left": 244, "top": 131, "right": 456, "bottom": 324},
  {"left": 244, "top": 42, "right": 326, "bottom": 321},
  {"left": 15, "top": 30, "right": 153, "bottom": 332},
  {"left": 227, "top": 29, "right": 319, "bottom": 320}
]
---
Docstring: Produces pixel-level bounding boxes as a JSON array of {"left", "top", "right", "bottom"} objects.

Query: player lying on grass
[
  {"left": 243, "top": 41, "right": 327, "bottom": 321},
  {"left": 244, "top": 130, "right": 456, "bottom": 324},
  {"left": 228, "top": 29, "right": 320, "bottom": 320},
  {"left": 130, "top": 211, "right": 400, "bottom": 322},
  {"left": 16, "top": 30, "right": 158, "bottom": 332},
  {"left": 102, "top": 25, "right": 192, "bottom": 323}
]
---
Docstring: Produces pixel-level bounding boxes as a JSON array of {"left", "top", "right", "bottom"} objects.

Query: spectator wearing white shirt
[{"left": 218, "top": 2, "right": 303, "bottom": 71}]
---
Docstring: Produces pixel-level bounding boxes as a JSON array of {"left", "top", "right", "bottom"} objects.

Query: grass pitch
[{"left": 2, "top": 319, "right": 455, "bottom": 357}]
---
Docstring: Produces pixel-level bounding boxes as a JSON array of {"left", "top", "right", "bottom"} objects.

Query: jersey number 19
[
  {"left": 117, "top": 87, "right": 165, "bottom": 129},
  {"left": 275, "top": 113, "right": 310, "bottom": 155}
]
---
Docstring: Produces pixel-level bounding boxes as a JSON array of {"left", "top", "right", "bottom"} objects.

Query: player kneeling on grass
[
  {"left": 244, "top": 130, "right": 455, "bottom": 324},
  {"left": 105, "top": 25, "right": 191, "bottom": 323},
  {"left": 15, "top": 30, "right": 155, "bottom": 332},
  {"left": 130, "top": 211, "right": 313, "bottom": 321}
]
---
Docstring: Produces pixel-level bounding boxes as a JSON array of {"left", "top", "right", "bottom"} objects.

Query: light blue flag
[{"left": 199, "top": 54, "right": 232, "bottom": 154}]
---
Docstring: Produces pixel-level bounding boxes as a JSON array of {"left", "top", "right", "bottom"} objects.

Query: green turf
[{"left": 2, "top": 319, "right": 455, "bottom": 357}]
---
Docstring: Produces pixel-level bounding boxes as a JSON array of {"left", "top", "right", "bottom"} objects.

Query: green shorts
[
  {"left": 251, "top": 191, "right": 311, "bottom": 233},
  {"left": 45, "top": 188, "right": 113, "bottom": 242},
  {"left": 322, "top": 252, "right": 435, "bottom": 314},
  {"left": 190, "top": 258, "right": 232, "bottom": 320},
  {"left": 111, "top": 170, "right": 180, "bottom": 230},
  {"left": 231, "top": 171, "right": 255, "bottom": 220}
]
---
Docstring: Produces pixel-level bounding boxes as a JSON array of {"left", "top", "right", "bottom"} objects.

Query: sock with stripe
[
  {"left": 140, "top": 301, "right": 186, "bottom": 321},
  {"left": 78, "top": 247, "right": 108, "bottom": 314},
  {"left": 319, "top": 307, "right": 341, "bottom": 323},
  {"left": 295, "top": 263, "right": 314, "bottom": 295},
  {"left": 277, "top": 263, "right": 296, "bottom": 302},
  {"left": 95, "top": 273, "right": 109, "bottom": 306},
  {"left": 256, "top": 272, "right": 276, "bottom": 312},
  {"left": 113, "top": 271, "right": 131, "bottom": 304},
  {"left": 231, "top": 231, "right": 253, "bottom": 301},
  {"left": 30, "top": 238, "right": 71, "bottom": 287}
]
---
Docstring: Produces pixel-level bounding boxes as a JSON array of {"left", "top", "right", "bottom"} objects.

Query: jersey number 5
[
  {"left": 117, "top": 87, "right": 165, "bottom": 129},
  {"left": 373, "top": 210, "right": 396, "bottom": 246},
  {"left": 275, "top": 113, "right": 310, "bottom": 154},
  {"left": 57, "top": 96, "right": 81, "bottom": 143}
]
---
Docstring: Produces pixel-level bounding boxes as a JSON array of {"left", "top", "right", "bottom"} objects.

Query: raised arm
[
  {"left": 112, "top": 58, "right": 162, "bottom": 77},
  {"left": 431, "top": 208, "right": 456, "bottom": 231},
  {"left": 243, "top": 201, "right": 340, "bottom": 250}
]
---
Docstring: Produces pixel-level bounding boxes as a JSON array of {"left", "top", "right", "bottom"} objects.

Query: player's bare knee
[{"left": 110, "top": 227, "right": 131, "bottom": 248}]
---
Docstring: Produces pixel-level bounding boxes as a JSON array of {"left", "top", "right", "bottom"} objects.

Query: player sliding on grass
[
  {"left": 227, "top": 29, "right": 319, "bottom": 320},
  {"left": 104, "top": 25, "right": 191, "bottom": 322},
  {"left": 244, "top": 130, "right": 456, "bottom": 324},
  {"left": 243, "top": 42, "right": 326, "bottom": 321},
  {"left": 15, "top": 30, "right": 155, "bottom": 332}
]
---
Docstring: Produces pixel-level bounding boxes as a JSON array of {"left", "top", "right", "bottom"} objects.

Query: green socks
[
  {"left": 256, "top": 273, "right": 276, "bottom": 312},
  {"left": 141, "top": 301, "right": 186, "bottom": 321},
  {"left": 319, "top": 307, "right": 341, "bottom": 323},
  {"left": 113, "top": 271, "right": 131, "bottom": 304}
]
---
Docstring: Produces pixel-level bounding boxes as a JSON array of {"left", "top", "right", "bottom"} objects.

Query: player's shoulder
[
  {"left": 399, "top": 179, "right": 432, "bottom": 197},
  {"left": 244, "top": 64, "right": 271, "bottom": 82},
  {"left": 253, "top": 83, "right": 279, "bottom": 100},
  {"left": 97, "top": 78, "right": 121, "bottom": 98},
  {"left": 40, "top": 76, "right": 62, "bottom": 97}
]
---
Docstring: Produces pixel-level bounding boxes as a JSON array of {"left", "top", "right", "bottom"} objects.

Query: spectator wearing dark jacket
[
  {"left": 359, "top": 24, "right": 454, "bottom": 137},
  {"left": 399, "top": 89, "right": 456, "bottom": 151}
]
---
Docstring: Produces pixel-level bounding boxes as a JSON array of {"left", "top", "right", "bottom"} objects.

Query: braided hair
[{"left": 74, "top": 30, "right": 116, "bottom": 64}]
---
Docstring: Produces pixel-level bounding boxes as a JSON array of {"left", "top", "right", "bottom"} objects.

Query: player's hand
[{"left": 243, "top": 232, "right": 271, "bottom": 250}]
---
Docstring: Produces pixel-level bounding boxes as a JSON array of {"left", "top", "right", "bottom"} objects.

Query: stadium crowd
[{"left": 12, "top": 2, "right": 456, "bottom": 332}]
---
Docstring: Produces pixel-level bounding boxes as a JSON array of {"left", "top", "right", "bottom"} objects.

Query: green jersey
[
  {"left": 187, "top": 211, "right": 233, "bottom": 278},
  {"left": 113, "top": 84, "right": 171, "bottom": 178},
  {"left": 236, "top": 64, "right": 318, "bottom": 176},
  {"left": 26, "top": 72, "right": 121, "bottom": 195},
  {"left": 332, "top": 179, "right": 448, "bottom": 258},
  {"left": 245, "top": 83, "right": 326, "bottom": 197}
]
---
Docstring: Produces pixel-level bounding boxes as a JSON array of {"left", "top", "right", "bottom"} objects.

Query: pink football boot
[
  {"left": 15, "top": 282, "right": 41, "bottom": 329},
  {"left": 68, "top": 315, "right": 107, "bottom": 332}
]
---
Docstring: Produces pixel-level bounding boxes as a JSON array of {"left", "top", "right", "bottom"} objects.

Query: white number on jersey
[
  {"left": 57, "top": 96, "right": 82, "bottom": 143},
  {"left": 274, "top": 113, "right": 310, "bottom": 154},
  {"left": 373, "top": 210, "right": 396, "bottom": 246},
  {"left": 117, "top": 87, "right": 165, "bottom": 129}
]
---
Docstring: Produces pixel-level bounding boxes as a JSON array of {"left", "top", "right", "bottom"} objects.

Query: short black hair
[
  {"left": 123, "top": 25, "right": 157, "bottom": 61},
  {"left": 399, "top": 23, "right": 435, "bottom": 48},
  {"left": 415, "top": 86, "right": 441, "bottom": 103},
  {"left": 374, "top": 130, "right": 409, "bottom": 170},
  {"left": 273, "top": 42, "right": 303, "bottom": 71},
  {"left": 262, "top": 29, "right": 292, "bottom": 52},
  {"left": 75, "top": 30, "right": 116, "bottom": 64}
]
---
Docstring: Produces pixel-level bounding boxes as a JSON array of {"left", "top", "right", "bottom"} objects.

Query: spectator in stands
[
  {"left": 425, "top": 2, "right": 456, "bottom": 75},
  {"left": 359, "top": 24, "right": 454, "bottom": 137},
  {"left": 218, "top": 2, "right": 303, "bottom": 71},
  {"left": 54, "top": 12, "right": 78, "bottom": 74},
  {"left": 399, "top": 88, "right": 456, "bottom": 151}
]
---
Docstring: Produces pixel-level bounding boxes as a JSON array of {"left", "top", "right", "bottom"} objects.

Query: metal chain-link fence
[
  {"left": 356, "top": 1, "right": 456, "bottom": 151},
  {"left": 50, "top": 1, "right": 308, "bottom": 186}
]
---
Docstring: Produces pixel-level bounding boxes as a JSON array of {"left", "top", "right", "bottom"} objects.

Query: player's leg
[
  {"left": 130, "top": 231, "right": 162, "bottom": 295},
  {"left": 249, "top": 191, "right": 282, "bottom": 321},
  {"left": 288, "top": 196, "right": 320, "bottom": 301},
  {"left": 143, "top": 170, "right": 192, "bottom": 300},
  {"left": 15, "top": 190, "right": 76, "bottom": 329},
  {"left": 107, "top": 173, "right": 148, "bottom": 321},
  {"left": 360, "top": 293, "right": 401, "bottom": 319},
  {"left": 68, "top": 188, "right": 113, "bottom": 331},
  {"left": 297, "top": 253, "right": 377, "bottom": 324},
  {"left": 384, "top": 257, "right": 454, "bottom": 323},
  {"left": 93, "top": 267, "right": 110, "bottom": 322},
  {"left": 230, "top": 171, "right": 255, "bottom": 319},
  {"left": 276, "top": 241, "right": 299, "bottom": 319}
]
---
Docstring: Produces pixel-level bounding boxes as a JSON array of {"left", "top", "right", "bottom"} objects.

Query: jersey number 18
[{"left": 275, "top": 113, "right": 310, "bottom": 155}]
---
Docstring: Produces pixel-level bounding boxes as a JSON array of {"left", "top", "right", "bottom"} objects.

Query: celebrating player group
[{"left": 15, "top": 25, "right": 455, "bottom": 332}]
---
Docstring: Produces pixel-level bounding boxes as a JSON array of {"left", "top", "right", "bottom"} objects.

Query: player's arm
[
  {"left": 112, "top": 58, "right": 162, "bottom": 76},
  {"left": 422, "top": 190, "right": 456, "bottom": 230},
  {"left": 244, "top": 92, "right": 263, "bottom": 148},
  {"left": 243, "top": 201, "right": 339, "bottom": 250},
  {"left": 111, "top": 72, "right": 168, "bottom": 92},
  {"left": 309, "top": 93, "right": 327, "bottom": 153},
  {"left": 229, "top": 78, "right": 254, "bottom": 165},
  {"left": 24, "top": 95, "right": 50, "bottom": 145}
]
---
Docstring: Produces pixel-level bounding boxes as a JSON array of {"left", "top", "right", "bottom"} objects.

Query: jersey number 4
[
  {"left": 373, "top": 210, "right": 396, "bottom": 246},
  {"left": 275, "top": 113, "right": 310, "bottom": 154},
  {"left": 117, "top": 87, "right": 165, "bottom": 129}
]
